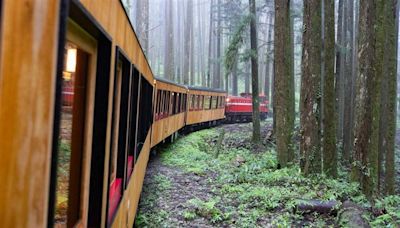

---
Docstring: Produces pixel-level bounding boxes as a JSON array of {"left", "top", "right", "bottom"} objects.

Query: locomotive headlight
[
  {"left": 66, "top": 48, "right": 77, "bottom": 72},
  {"left": 226, "top": 98, "right": 230, "bottom": 102}
]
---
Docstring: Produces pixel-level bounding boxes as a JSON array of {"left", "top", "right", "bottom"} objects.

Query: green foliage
[
  {"left": 187, "top": 198, "right": 225, "bottom": 223},
  {"left": 160, "top": 129, "right": 218, "bottom": 175},
  {"left": 153, "top": 174, "right": 172, "bottom": 191},
  {"left": 134, "top": 174, "right": 172, "bottom": 227},
  {"left": 370, "top": 195, "right": 400, "bottom": 227},
  {"left": 224, "top": 15, "right": 251, "bottom": 76},
  {"left": 139, "top": 127, "right": 387, "bottom": 227},
  {"left": 182, "top": 210, "right": 197, "bottom": 221}
]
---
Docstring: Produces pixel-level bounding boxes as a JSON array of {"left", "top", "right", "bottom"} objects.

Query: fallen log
[{"left": 295, "top": 199, "right": 339, "bottom": 215}]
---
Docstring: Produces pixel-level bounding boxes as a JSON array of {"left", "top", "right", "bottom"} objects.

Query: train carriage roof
[
  {"left": 155, "top": 77, "right": 188, "bottom": 90},
  {"left": 187, "top": 86, "right": 226, "bottom": 94}
]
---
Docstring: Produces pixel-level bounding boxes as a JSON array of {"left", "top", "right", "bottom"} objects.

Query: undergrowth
[{"left": 137, "top": 127, "right": 400, "bottom": 227}]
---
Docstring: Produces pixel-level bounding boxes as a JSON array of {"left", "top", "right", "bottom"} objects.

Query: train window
[
  {"left": 184, "top": 94, "right": 188, "bottom": 111},
  {"left": 175, "top": 93, "right": 181, "bottom": 114},
  {"left": 171, "top": 92, "right": 175, "bottom": 115},
  {"left": 137, "top": 76, "right": 154, "bottom": 156},
  {"left": 127, "top": 66, "right": 140, "bottom": 180},
  {"left": 159, "top": 90, "right": 164, "bottom": 118},
  {"left": 164, "top": 91, "right": 168, "bottom": 117},
  {"left": 166, "top": 91, "right": 171, "bottom": 116},
  {"left": 181, "top": 93, "right": 185, "bottom": 112},
  {"left": 55, "top": 27, "right": 97, "bottom": 227},
  {"left": 189, "top": 95, "right": 194, "bottom": 111},
  {"left": 197, "top": 95, "right": 201, "bottom": 110},
  {"left": 194, "top": 95, "right": 197, "bottom": 110},
  {"left": 156, "top": 90, "right": 161, "bottom": 120},
  {"left": 204, "top": 96, "right": 210, "bottom": 110}
]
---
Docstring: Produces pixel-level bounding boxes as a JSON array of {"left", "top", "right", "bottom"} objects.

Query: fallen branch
[{"left": 295, "top": 199, "right": 339, "bottom": 215}]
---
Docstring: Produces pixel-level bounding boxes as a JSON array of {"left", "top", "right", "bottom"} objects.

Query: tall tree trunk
[
  {"left": 335, "top": 0, "right": 345, "bottom": 145},
  {"left": 343, "top": 0, "right": 354, "bottom": 164},
  {"left": 274, "top": 0, "right": 294, "bottom": 167},
  {"left": 164, "top": 0, "right": 174, "bottom": 80},
  {"left": 190, "top": 8, "right": 195, "bottom": 85},
  {"left": 250, "top": 0, "right": 261, "bottom": 143},
  {"left": 265, "top": 13, "right": 273, "bottom": 106},
  {"left": 136, "top": 0, "right": 149, "bottom": 53},
  {"left": 197, "top": 2, "right": 206, "bottom": 86},
  {"left": 208, "top": 0, "right": 215, "bottom": 87},
  {"left": 383, "top": 0, "right": 398, "bottom": 195},
  {"left": 232, "top": 57, "right": 238, "bottom": 95},
  {"left": 245, "top": 57, "right": 250, "bottom": 93},
  {"left": 352, "top": 0, "right": 383, "bottom": 198},
  {"left": 213, "top": 0, "right": 222, "bottom": 89},
  {"left": 183, "top": 0, "right": 193, "bottom": 85},
  {"left": 323, "top": 0, "right": 337, "bottom": 177},
  {"left": 300, "top": 0, "right": 322, "bottom": 175},
  {"left": 289, "top": 1, "right": 295, "bottom": 124}
]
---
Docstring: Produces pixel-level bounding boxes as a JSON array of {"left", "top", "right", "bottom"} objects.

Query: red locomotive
[{"left": 225, "top": 93, "right": 269, "bottom": 122}]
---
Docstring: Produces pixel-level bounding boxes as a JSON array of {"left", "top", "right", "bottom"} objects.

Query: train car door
[{"left": 55, "top": 19, "right": 97, "bottom": 228}]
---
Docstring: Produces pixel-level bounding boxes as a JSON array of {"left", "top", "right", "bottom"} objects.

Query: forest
[{"left": 122, "top": 0, "right": 400, "bottom": 226}]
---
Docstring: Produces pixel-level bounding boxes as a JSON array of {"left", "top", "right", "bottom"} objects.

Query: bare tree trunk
[
  {"left": 164, "top": 0, "right": 174, "bottom": 80},
  {"left": 274, "top": 0, "right": 294, "bottom": 167},
  {"left": 232, "top": 57, "right": 238, "bottom": 95},
  {"left": 343, "top": 0, "right": 354, "bottom": 164},
  {"left": 323, "top": 0, "right": 337, "bottom": 177},
  {"left": 300, "top": 0, "right": 322, "bottom": 175},
  {"left": 250, "top": 0, "right": 261, "bottom": 143},
  {"left": 207, "top": 0, "right": 214, "bottom": 87},
  {"left": 197, "top": 2, "right": 206, "bottom": 86},
  {"left": 183, "top": 0, "right": 193, "bottom": 85},
  {"left": 335, "top": 0, "right": 345, "bottom": 145},
  {"left": 383, "top": 0, "right": 398, "bottom": 195},
  {"left": 190, "top": 6, "right": 195, "bottom": 86},
  {"left": 213, "top": 0, "right": 222, "bottom": 89},
  {"left": 352, "top": 0, "right": 382, "bottom": 198},
  {"left": 265, "top": 13, "right": 273, "bottom": 109},
  {"left": 136, "top": 0, "right": 149, "bottom": 53}
]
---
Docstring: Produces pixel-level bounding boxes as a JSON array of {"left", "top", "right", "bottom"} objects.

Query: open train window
[
  {"left": 156, "top": 90, "right": 162, "bottom": 119},
  {"left": 204, "top": 96, "right": 211, "bottom": 110},
  {"left": 171, "top": 92, "right": 175, "bottom": 115},
  {"left": 108, "top": 49, "right": 131, "bottom": 222},
  {"left": 137, "top": 76, "right": 153, "bottom": 157},
  {"left": 198, "top": 95, "right": 203, "bottom": 110},
  {"left": 165, "top": 91, "right": 169, "bottom": 117},
  {"left": 55, "top": 20, "right": 97, "bottom": 228},
  {"left": 127, "top": 66, "right": 140, "bottom": 179},
  {"left": 183, "top": 94, "right": 187, "bottom": 112},
  {"left": 175, "top": 93, "right": 180, "bottom": 114}
]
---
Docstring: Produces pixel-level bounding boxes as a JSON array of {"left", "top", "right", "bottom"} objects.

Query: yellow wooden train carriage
[
  {"left": 1, "top": 0, "right": 156, "bottom": 227},
  {"left": 186, "top": 87, "right": 226, "bottom": 126},
  {"left": 0, "top": 0, "right": 62, "bottom": 227},
  {"left": 0, "top": 0, "right": 227, "bottom": 227},
  {"left": 151, "top": 78, "right": 188, "bottom": 147},
  {"left": 65, "top": 1, "right": 155, "bottom": 227}
]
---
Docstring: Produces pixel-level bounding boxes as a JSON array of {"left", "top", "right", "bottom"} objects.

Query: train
[
  {"left": 0, "top": 1, "right": 226, "bottom": 227},
  {"left": 0, "top": 1, "right": 268, "bottom": 227},
  {"left": 225, "top": 93, "right": 269, "bottom": 122}
]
